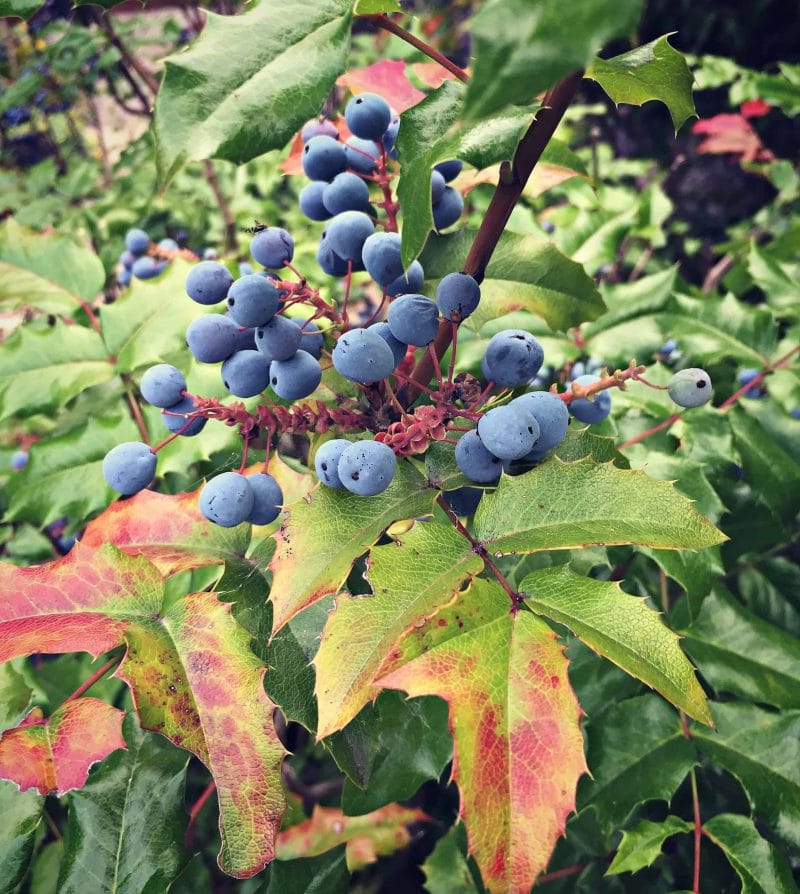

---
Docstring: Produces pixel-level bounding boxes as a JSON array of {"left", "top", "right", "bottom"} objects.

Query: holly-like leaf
[
  {"left": 680, "top": 588, "right": 800, "bottom": 709},
  {"left": 419, "top": 229, "right": 605, "bottom": 332},
  {"left": 377, "top": 579, "right": 587, "bottom": 894},
  {"left": 0, "top": 780, "right": 42, "bottom": 894},
  {"left": 58, "top": 715, "right": 190, "bottom": 894},
  {"left": 693, "top": 702, "right": 800, "bottom": 848},
  {"left": 423, "top": 825, "right": 480, "bottom": 894},
  {"left": 463, "top": 0, "right": 644, "bottom": 121},
  {"left": 337, "top": 60, "right": 425, "bottom": 112},
  {"left": 0, "top": 324, "right": 115, "bottom": 421},
  {"left": 314, "top": 522, "right": 481, "bottom": 737},
  {"left": 606, "top": 816, "right": 692, "bottom": 875},
  {"left": 269, "top": 461, "right": 434, "bottom": 630},
  {"left": 703, "top": 814, "right": 797, "bottom": 894},
  {"left": 586, "top": 35, "right": 696, "bottom": 130},
  {"left": 747, "top": 242, "right": 800, "bottom": 315},
  {"left": 578, "top": 694, "right": 695, "bottom": 833},
  {"left": 352, "top": 0, "right": 403, "bottom": 13},
  {"left": 0, "top": 699, "right": 125, "bottom": 795},
  {"left": 275, "top": 804, "right": 428, "bottom": 871},
  {"left": 154, "top": 1, "right": 353, "bottom": 186},
  {"left": 519, "top": 566, "right": 711, "bottom": 723},
  {"left": 553, "top": 426, "right": 627, "bottom": 465},
  {"left": 396, "top": 80, "right": 534, "bottom": 265},
  {"left": 265, "top": 848, "right": 349, "bottom": 894},
  {"left": 473, "top": 458, "right": 725, "bottom": 555},
  {"left": 0, "top": 543, "right": 286, "bottom": 878},
  {"left": 0, "top": 218, "right": 105, "bottom": 315},
  {"left": 0, "top": 662, "right": 33, "bottom": 734},
  {"left": 100, "top": 259, "right": 204, "bottom": 374}
]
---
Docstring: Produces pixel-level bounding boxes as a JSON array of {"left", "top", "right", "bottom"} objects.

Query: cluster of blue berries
[{"left": 116, "top": 228, "right": 177, "bottom": 287}]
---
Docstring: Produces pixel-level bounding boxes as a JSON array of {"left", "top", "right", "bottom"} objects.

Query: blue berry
[
  {"left": 432, "top": 187, "right": 464, "bottom": 231},
  {"left": 255, "top": 316, "right": 303, "bottom": 362},
  {"left": 300, "top": 181, "right": 332, "bottom": 221},
  {"left": 299, "top": 320, "right": 324, "bottom": 359},
  {"left": 159, "top": 238, "right": 179, "bottom": 252},
  {"left": 222, "top": 350, "right": 270, "bottom": 397},
  {"left": 434, "top": 160, "right": 462, "bottom": 182},
  {"left": 226, "top": 274, "right": 281, "bottom": 328},
  {"left": 386, "top": 260, "right": 424, "bottom": 297},
  {"left": 658, "top": 338, "right": 678, "bottom": 356},
  {"left": 316, "top": 233, "right": 350, "bottom": 277},
  {"left": 186, "top": 314, "right": 240, "bottom": 363},
  {"left": 325, "top": 211, "right": 375, "bottom": 263},
  {"left": 246, "top": 473, "right": 283, "bottom": 525},
  {"left": 162, "top": 396, "right": 207, "bottom": 436},
  {"left": 455, "top": 430, "right": 502, "bottom": 484},
  {"left": 238, "top": 262, "right": 254, "bottom": 277},
  {"left": 199, "top": 472, "right": 254, "bottom": 527},
  {"left": 125, "top": 228, "right": 150, "bottom": 255},
  {"left": 186, "top": 260, "right": 234, "bottom": 306},
  {"left": 362, "top": 232, "right": 404, "bottom": 287},
  {"left": 477, "top": 405, "right": 539, "bottom": 461},
  {"left": 382, "top": 109, "right": 400, "bottom": 153},
  {"left": 332, "top": 327, "right": 396, "bottom": 383},
  {"left": 667, "top": 369, "right": 713, "bottom": 409},
  {"left": 435, "top": 272, "right": 480, "bottom": 322},
  {"left": 345, "top": 92, "right": 391, "bottom": 140},
  {"left": 344, "top": 137, "right": 380, "bottom": 175},
  {"left": 250, "top": 227, "right": 294, "bottom": 268},
  {"left": 118, "top": 268, "right": 132, "bottom": 287},
  {"left": 484, "top": 330, "right": 544, "bottom": 387},
  {"left": 511, "top": 391, "right": 570, "bottom": 455},
  {"left": 10, "top": 450, "right": 28, "bottom": 471},
  {"left": 323, "top": 172, "right": 371, "bottom": 215},
  {"left": 430, "top": 170, "right": 446, "bottom": 203},
  {"left": 270, "top": 351, "right": 322, "bottom": 400},
  {"left": 120, "top": 250, "right": 136, "bottom": 269},
  {"left": 140, "top": 364, "right": 186, "bottom": 408},
  {"left": 372, "top": 321, "right": 407, "bottom": 367},
  {"left": 315, "top": 439, "right": 351, "bottom": 488},
  {"left": 132, "top": 256, "right": 165, "bottom": 280},
  {"left": 387, "top": 294, "right": 439, "bottom": 346},
  {"left": 301, "top": 118, "right": 339, "bottom": 142},
  {"left": 569, "top": 374, "right": 612, "bottom": 424},
  {"left": 103, "top": 442, "right": 156, "bottom": 495},
  {"left": 338, "top": 440, "right": 397, "bottom": 496},
  {"left": 302, "top": 135, "right": 347, "bottom": 181}
]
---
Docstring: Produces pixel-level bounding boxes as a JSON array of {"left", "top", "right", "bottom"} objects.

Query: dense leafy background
[{"left": 1, "top": 1, "right": 799, "bottom": 892}]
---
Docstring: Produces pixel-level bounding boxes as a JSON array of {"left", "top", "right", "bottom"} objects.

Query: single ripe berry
[
  {"left": 140, "top": 364, "right": 186, "bottom": 408},
  {"left": 299, "top": 320, "right": 324, "bottom": 359},
  {"left": 435, "top": 272, "right": 481, "bottom": 322},
  {"left": 430, "top": 170, "right": 446, "bottom": 204},
  {"left": 338, "top": 440, "right": 397, "bottom": 497},
  {"left": 10, "top": 450, "right": 28, "bottom": 471},
  {"left": 226, "top": 275, "right": 281, "bottom": 328},
  {"left": 332, "top": 327, "right": 396, "bottom": 383},
  {"left": 477, "top": 405, "right": 540, "bottom": 461},
  {"left": 569, "top": 374, "right": 612, "bottom": 424},
  {"left": 362, "top": 232, "right": 404, "bottom": 288},
  {"left": 314, "top": 439, "right": 352, "bottom": 489},
  {"left": 119, "top": 250, "right": 136, "bottom": 269},
  {"left": 269, "top": 351, "right": 322, "bottom": 400},
  {"left": 161, "top": 396, "right": 207, "bottom": 436},
  {"left": 371, "top": 321, "right": 407, "bottom": 367},
  {"left": 132, "top": 256, "right": 165, "bottom": 280},
  {"left": 302, "top": 135, "right": 347, "bottom": 181},
  {"left": 255, "top": 316, "right": 303, "bottom": 362},
  {"left": 325, "top": 211, "right": 375, "bottom": 264},
  {"left": 667, "top": 368, "right": 713, "bottom": 408},
  {"left": 434, "top": 160, "right": 462, "bottom": 182},
  {"left": 301, "top": 118, "right": 339, "bottom": 143},
  {"left": 382, "top": 109, "right": 400, "bottom": 153},
  {"left": 246, "top": 473, "right": 283, "bottom": 525},
  {"left": 222, "top": 350, "right": 270, "bottom": 397},
  {"left": 300, "top": 181, "right": 332, "bottom": 221},
  {"left": 432, "top": 187, "right": 464, "bottom": 231},
  {"left": 159, "top": 238, "right": 179, "bottom": 252},
  {"left": 386, "top": 260, "right": 424, "bottom": 297},
  {"left": 511, "top": 391, "right": 570, "bottom": 455},
  {"left": 186, "top": 314, "right": 240, "bottom": 363},
  {"left": 250, "top": 227, "right": 294, "bottom": 269},
  {"left": 483, "top": 330, "right": 544, "bottom": 387},
  {"left": 345, "top": 92, "right": 391, "bottom": 141},
  {"left": 344, "top": 137, "right": 380, "bottom": 175},
  {"left": 316, "top": 233, "right": 350, "bottom": 277},
  {"left": 185, "top": 260, "right": 234, "bottom": 306},
  {"left": 125, "top": 228, "right": 150, "bottom": 255},
  {"left": 387, "top": 294, "right": 439, "bottom": 346},
  {"left": 103, "top": 442, "right": 156, "bottom": 495},
  {"left": 322, "top": 172, "right": 370, "bottom": 215},
  {"left": 455, "top": 430, "right": 503, "bottom": 484},
  {"left": 199, "top": 472, "right": 254, "bottom": 527}
]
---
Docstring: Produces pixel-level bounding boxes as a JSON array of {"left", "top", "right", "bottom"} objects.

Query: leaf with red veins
[
  {"left": 0, "top": 699, "right": 125, "bottom": 795},
  {"left": 0, "top": 542, "right": 286, "bottom": 879},
  {"left": 276, "top": 803, "right": 429, "bottom": 871},
  {"left": 376, "top": 579, "right": 587, "bottom": 894},
  {"left": 81, "top": 489, "right": 250, "bottom": 577},
  {"left": 338, "top": 60, "right": 426, "bottom": 112}
]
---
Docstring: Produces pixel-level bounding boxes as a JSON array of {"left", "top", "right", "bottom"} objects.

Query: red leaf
[
  {"left": 0, "top": 699, "right": 125, "bottom": 795},
  {"left": 740, "top": 99, "right": 771, "bottom": 118},
  {"left": 337, "top": 60, "right": 426, "bottom": 112},
  {"left": 692, "top": 113, "right": 775, "bottom": 162},
  {"left": 411, "top": 61, "right": 458, "bottom": 90}
]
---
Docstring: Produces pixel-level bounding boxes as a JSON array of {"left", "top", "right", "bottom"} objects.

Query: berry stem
[
  {"left": 558, "top": 362, "right": 646, "bottom": 405},
  {"left": 123, "top": 377, "right": 151, "bottom": 444},
  {"left": 341, "top": 261, "right": 354, "bottom": 328},
  {"left": 376, "top": 146, "right": 399, "bottom": 232},
  {"left": 186, "top": 781, "right": 216, "bottom": 848},
  {"left": 447, "top": 321, "right": 458, "bottom": 385},
  {"left": 366, "top": 14, "right": 469, "bottom": 83},
  {"left": 62, "top": 655, "right": 121, "bottom": 705}
]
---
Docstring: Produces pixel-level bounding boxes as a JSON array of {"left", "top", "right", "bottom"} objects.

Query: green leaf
[
  {"left": 269, "top": 461, "right": 435, "bottom": 630},
  {"left": 154, "top": 1, "right": 353, "bottom": 185},
  {"left": 266, "top": 847, "right": 349, "bottom": 894},
  {"left": 314, "top": 521, "right": 480, "bottom": 737},
  {"left": 0, "top": 780, "right": 42, "bottom": 894},
  {"left": 473, "top": 458, "right": 726, "bottom": 555},
  {"left": 30, "top": 840, "right": 63, "bottom": 894},
  {"left": 747, "top": 242, "right": 800, "bottom": 315},
  {"left": 606, "top": 815, "right": 692, "bottom": 875},
  {"left": 6, "top": 414, "right": 139, "bottom": 529},
  {"left": 397, "top": 80, "right": 534, "bottom": 264},
  {"left": 0, "top": 662, "right": 33, "bottom": 734},
  {"left": 584, "top": 266, "right": 678, "bottom": 339},
  {"left": 578, "top": 694, "right": 696, "bottom": 833},
  {"left": 703, "top": 814, "right": 797, "bottom": 894},
  {"left": 463, "top": 0, "right": 644, "bottom": 121},
  {"left": 552, "top": 426, "right": 627, "bottom": 465},
  {"left": 419, "top": 229, "right": 605, "bottom": 332},
  {"left": 587, "top": 35, "right": 696, "bottom": 130},
  {"left": 681, "top": 588, "right": 800, "bottom": 709},
  {"left": 423, "top": 826, "right": 479, "bottom": 894},
  {"left": 645, "top": 547, "right": 723, "bottom": 619},
  {"left": 0, "top": 324, "right": 115, "bottom": 421},
  {"left": 58, "top": 716, "right": 190, "bottom": 894},
  {"left": 353, "top": 0, "right": 402, "bottom": 12},
  {"left": 100, "top": 259, "right": 205, "bottom": 373},
  {"left": 0, "top": 0, "right": 42, "bottom": 18},
  {"left": 519, "top": 566, "right": 711, "bottom": 723},
  {"left": 694, "top": 702, "right": 800, "bottom": 848},
  {"left": 0, "top": 218, "right": 105, "bottom": 314}
]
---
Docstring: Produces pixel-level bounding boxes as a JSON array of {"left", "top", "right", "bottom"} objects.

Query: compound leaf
[
  {"left": 314, "top": 521, "right": 480, "bottom": 737},
  {"left": 473, "top": 458, "right": 725, "bottom": 555},
  {"left": 377, "top": 579, "right": 587, "bottom": 894},
  {"left": 519, "top": 566, "right": 711, "bottom": 723},
  {"left": 606, "top": 815, "right": 692, "bottom": 876}
]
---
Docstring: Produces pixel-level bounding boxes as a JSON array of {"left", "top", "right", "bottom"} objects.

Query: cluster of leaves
[{"left": 1, "top": 1, "right": 799, "bottom": 893}]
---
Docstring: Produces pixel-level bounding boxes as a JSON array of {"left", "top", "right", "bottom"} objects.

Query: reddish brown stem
[
  {"left": 186, "top": 781, "right": 216, "bottom": 848},
  {"left": 92, "top": 10, "right": 159, "bottom": 95},
  {"left": 534, "top": 863, "right": 586, "bottom": 886},
  {"left": 80, "top": 300, "right": 102, "bottom": 334},
  {"left": 618, "top": 414, "right": 680, "bottom": 450},
  {"left": 367, "top": 14, "right": 468, "bottom": 83},
  {"left": 719, "top": 343, "right": 800, "bottom": 409},
  {"left": 124, "top": 383, "right": 150, "bottom": 444},
  {"left": 62, "top": 656, "right": 120, "bottom": 705},
  {"left": 690, "top": 769, "right": 702, "bottom": 893}
]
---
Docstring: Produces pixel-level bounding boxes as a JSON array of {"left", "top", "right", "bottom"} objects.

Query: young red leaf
[
  {"left": 337, "top": 60, "right": 426, "bottom": 112},
  {"left": 0, "top": 543, "right": 285, "bottom": 879},
  {"left": 377, "top": 579, "right": 587, "bottom": 894},
  {"left": 0, "top": 699, "right": 125, "bottom": 795}
]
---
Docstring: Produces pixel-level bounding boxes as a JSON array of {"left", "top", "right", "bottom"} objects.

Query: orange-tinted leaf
[
  {"left": 276, "top": 804, "right": 429, "bottom": 871},
  {"left": 337, "top": 60, "right": 426, "bottom": 112},
  {"left": 411, "top": 61, "right": 458, "bottom": 90},
  {"left": 81, "top": 489, "right": 248, "bottom": 577},
  {"left": 692, "top": 113, "right": 775, "bottom": 163},
  {"left": 377, "top": 580, "right": 587, "bottom": 894},
  {"left": 0, "top": 543, "right": 285, "bottom": 879},
  {"left": 0, "top": 699, "right": 125, "bottom": 795}
]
